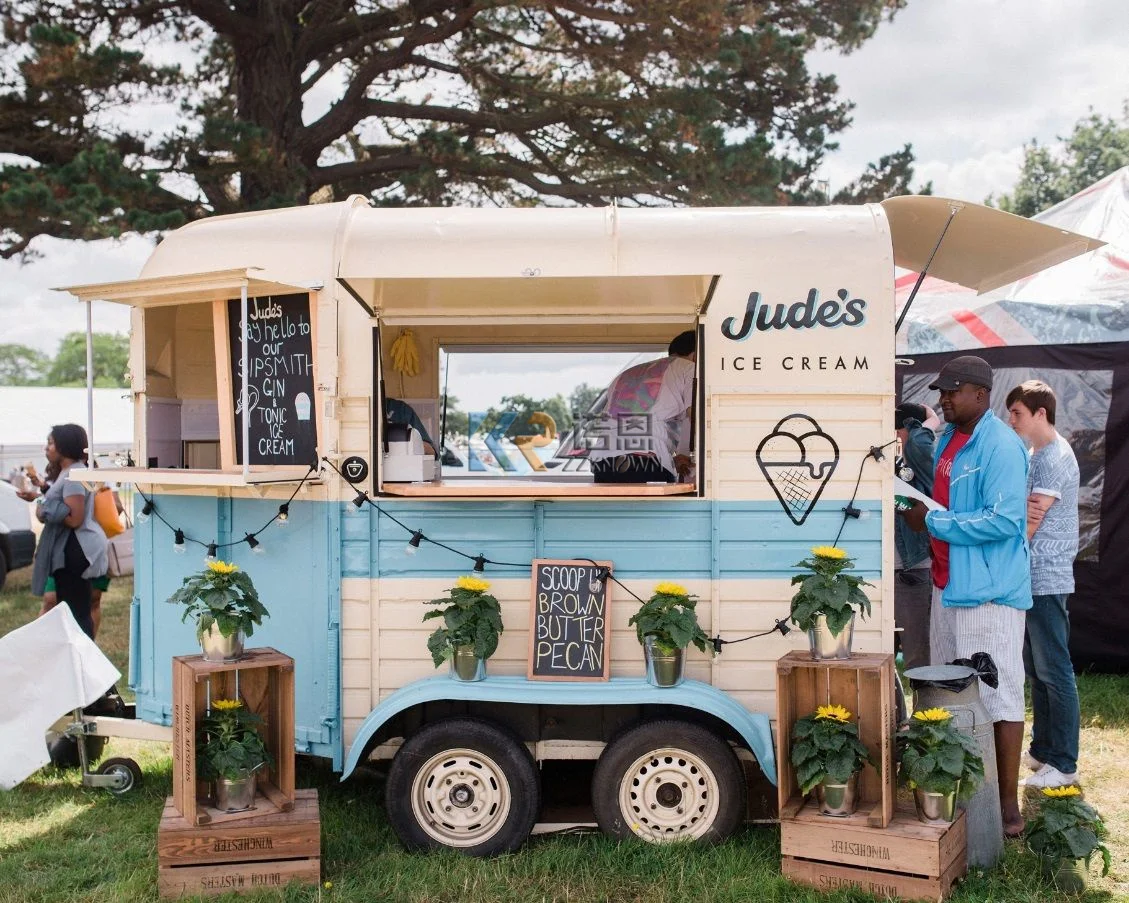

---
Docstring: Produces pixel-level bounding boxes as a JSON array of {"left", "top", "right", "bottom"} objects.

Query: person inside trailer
[
  {"left": 587, "top": 330, "right": 696, "bottom": 484},
  {"left": 385, "top": 398, "right": 437, "bottom": 456}
]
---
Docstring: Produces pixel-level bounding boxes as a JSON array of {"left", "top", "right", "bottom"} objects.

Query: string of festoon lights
[
  {"left": 134, "top": 464, "right": 319, "bottom": 561},
  {"left": 135, "top": 441, "right": 892, "bottom": 650}
]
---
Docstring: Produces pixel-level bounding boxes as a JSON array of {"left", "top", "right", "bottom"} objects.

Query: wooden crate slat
[
  {"left": 782, "top": 849, "right": 967, "bottom": 903},
  {"left": 158, "top": 856, "right": 320, "bottom": 898}
]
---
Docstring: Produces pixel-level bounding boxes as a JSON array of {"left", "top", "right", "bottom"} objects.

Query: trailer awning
[
  {"left": 881, "top": 196, "right": 1105, "bottom": 295},
  {"left": 56, "top": 267, "right": 313, "bottom": 307}
]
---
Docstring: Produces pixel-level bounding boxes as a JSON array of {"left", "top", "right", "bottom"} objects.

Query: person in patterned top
[{"left": 1007, "top": 379, "right": 1081, "bottom": 790}]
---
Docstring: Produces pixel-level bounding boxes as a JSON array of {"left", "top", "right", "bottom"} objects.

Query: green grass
[{"left": 1, "top": 568, "right": 1126, "bottom": 902}]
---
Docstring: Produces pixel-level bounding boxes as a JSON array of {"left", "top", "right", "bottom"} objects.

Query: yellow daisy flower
[
  {"left": 815, "top": 704, "right": 853, "bottom": 722},
  {"left": 810, "top": 546, "right": 847, "bottom": 560},
  {"left": 654, "top": 582, "right": 689, "bottom": 597},
  {"left": 456, "top": 575, "right": 491, "bottom": 593},
  {"left": 912, "top": 707, "right": 952, "bottom": 722},
  {"left": 206, "top": 560, "right": 239, "bottom": 574},
  {"left": 212, "top": 699, "right": 243, "bottom": 711},
  {"left": 1042, "top": 785, "right": 1082, "bottom": 798}
]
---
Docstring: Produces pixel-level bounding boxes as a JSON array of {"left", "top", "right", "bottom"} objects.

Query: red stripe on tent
[
  {"left": 895, "top": 271, "right": 920, "bottom": 289},
  {"left": 952, "top": 309, "right": 1006, "bottom": 347},
  {"left": 1106, "top": 253, "right": 1129, "bottom": 272}
]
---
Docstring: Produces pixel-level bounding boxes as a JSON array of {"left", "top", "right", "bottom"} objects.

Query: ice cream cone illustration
[
  {"left": 756, "top": 415, "right": 839, "bottom": 525},
  {"left": 295, "top": 392, "right": 311, "bottom": 421}
]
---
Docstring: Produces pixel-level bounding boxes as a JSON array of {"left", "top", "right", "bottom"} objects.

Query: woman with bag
[{"left": 30, "top": 424, "right": 108, "bottom": 640}]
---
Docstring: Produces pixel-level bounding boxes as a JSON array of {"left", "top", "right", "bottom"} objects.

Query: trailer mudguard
[{"left": 340, "top": 674, "right": 776, "bottom": 784}]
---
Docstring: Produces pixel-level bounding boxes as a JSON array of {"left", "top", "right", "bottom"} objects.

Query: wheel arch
[{"left": 340, "top": 675, "right": 776, "bottom": 784}]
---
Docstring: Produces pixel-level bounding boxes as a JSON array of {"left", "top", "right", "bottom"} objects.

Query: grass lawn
[{"left": 1, "top": 568, "right": 1126, "bottom": 902}]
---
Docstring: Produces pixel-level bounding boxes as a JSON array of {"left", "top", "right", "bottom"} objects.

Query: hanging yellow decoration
[{"left": 389, "top": 328, "right": 420, "bottom": 394}]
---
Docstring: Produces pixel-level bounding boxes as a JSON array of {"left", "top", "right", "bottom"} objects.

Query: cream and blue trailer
[{"left": 61, "top": 198, "right": 1093, "bottom": 854}]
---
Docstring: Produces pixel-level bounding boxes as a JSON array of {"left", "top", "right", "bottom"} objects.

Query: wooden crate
[
  {"left": 776, "top": 651, "right": 896, "bottom": 828},
  {"left": 781, "top": 804, "right": 967, "bottom": 902},
  {"left": 158, "top": 788, "right": 320, "bottom": 898},
  {"left": 172, "top": 647, "right": 296, "bottom": 826}
]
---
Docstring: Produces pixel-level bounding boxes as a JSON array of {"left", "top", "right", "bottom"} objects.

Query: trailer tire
[
  {"left": 592, "top": 720, "right": 746, "bottom": 844},
  {"left": 385, "top": 717, "right": 540, "bottom": 856}
]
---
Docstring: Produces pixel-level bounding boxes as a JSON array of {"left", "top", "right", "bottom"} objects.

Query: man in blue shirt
[{"left": 1007, "top": 380, "right": 1081, "bottom": 790}]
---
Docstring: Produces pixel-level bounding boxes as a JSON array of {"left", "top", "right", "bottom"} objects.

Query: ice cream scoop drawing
[
  {"left": 295, "top": 392, "right": 311, "bottom": 421},
  {"left": 755, "top": 414, "right": 839, "bottom": 525}
]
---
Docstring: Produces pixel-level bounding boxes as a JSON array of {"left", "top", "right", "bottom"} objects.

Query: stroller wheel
[{"left": 96, "top": 758, "right": 142, "bottom": 796}]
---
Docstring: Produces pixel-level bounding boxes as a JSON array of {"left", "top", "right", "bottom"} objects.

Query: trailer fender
[{"left": 340, "top": 675, "right": 776, "bottom": 784}]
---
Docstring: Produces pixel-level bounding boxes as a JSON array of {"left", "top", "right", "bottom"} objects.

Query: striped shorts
[{"left": 930, "top": 585, "right": 1026, "bottom": 722}]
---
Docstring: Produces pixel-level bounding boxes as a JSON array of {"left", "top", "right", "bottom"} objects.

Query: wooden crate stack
[
  {"left": 158, "top": 648, "right": 320, "bottom": 898},
  {"left": 776, "top": 651, "right": 967, "bottom": 902}
]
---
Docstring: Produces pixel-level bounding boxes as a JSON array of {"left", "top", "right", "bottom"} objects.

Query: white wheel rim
[
  {"left": 410, "top": 748, "right": 512, "bottom": 847},
  {"left": 617, "top": 746, "right": 722, "bottom": 842}
]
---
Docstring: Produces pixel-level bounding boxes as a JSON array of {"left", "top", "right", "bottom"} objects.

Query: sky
[{"left": 2, "top": 0, "right": 1126, "bottom": 387}]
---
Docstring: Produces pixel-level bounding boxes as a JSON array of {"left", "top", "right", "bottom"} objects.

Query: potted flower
[
  {"left": 789, "top": 546, "right": 872, "bottom": 660},
  {"left": 897, "top": 707, "right": 984, "bottom": 824},
  {"left": 1026, "top": 786, "right": 1111, "bottom": 894},
  {"left": 424, "top": 575, "right": 504, "bottom": 681},
  {"left": 628, "top": 582, "right": 711, "bottom": 687},
  {"left": 167, "top": 560, "right": 269, "bottom": 662},
  {"left": 197, "top": 698, "right": 273, "bottom": 812},
  {"left": 790, "top": 704, "right": 875, "bottom": 817}
]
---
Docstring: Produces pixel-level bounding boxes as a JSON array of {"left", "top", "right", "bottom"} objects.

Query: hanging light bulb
[
  {"left": 349, "top": 492, "right": 367, "bottom": 514},
  {"left": 405, "top": 531, "right": 424, "bottom": 556},
  {"left": 173, "top": 529, "right": 186, "bottom": 554},
  {"left": 137, "top": 500, "right": 154, "bottom": 524},
  {"left": 589, "top": 567, "right": 608, "bottom": 594},
  {"left": 277, "top": 502, "right": 290, "bottom": 527},
  {"left": 245, "top": 533, "right": 264, "bottom": 554},
  {"left": 205, "top": 542, "right": 219, "bottom": 563},
  {"left": 473, "top": 555, "right": 487, "bottom": 573}
]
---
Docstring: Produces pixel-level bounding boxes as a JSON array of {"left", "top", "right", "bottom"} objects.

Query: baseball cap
[
  {"left": 928, "top": 355, "right": 993, "bottom": 391},
  {"left": 894, "top": 403, "right": 929, "bottom": 429}
]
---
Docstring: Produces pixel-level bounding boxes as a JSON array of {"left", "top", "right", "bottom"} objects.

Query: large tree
[
  {"left": 46, "top": 331, "right": 130, "bottom": 387},
  {"left": 0, "top": 343, "right": 50, "bottom": 385},
  {"left": 993, "top": 103, "right": 1129, "bottom": 217},
  {"left": 1, "top": 0, "right": 914, "bottom": 258}
]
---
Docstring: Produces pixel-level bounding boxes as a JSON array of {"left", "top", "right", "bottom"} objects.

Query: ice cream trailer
[{"left": 60, "top": 198, "right": 1097, "bottom": 854}]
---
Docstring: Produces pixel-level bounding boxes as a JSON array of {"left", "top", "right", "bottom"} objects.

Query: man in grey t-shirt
[{"left": 1007, "top": 380, "right": 1081, "bottom": 789}]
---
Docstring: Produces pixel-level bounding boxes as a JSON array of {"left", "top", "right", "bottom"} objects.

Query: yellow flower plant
[
  {"left": 424, "top": 576, "right": 503, "bottom": 668},
  {"left": 789, "top": 545, "right": 872, "bottom": 636},
  {"left": 791, "top": 704, "right": 873, "bottom": 795},
  {"left": 629, "top": 582, "right": 710, "bottom": 656},
  {"left": 167, "top": 559, "right": 268, "bottom": 640}
]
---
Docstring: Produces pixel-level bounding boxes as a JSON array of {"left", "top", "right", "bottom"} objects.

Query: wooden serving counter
[{"left": 379, "top": 480, "right": 696, "bottom": 498}]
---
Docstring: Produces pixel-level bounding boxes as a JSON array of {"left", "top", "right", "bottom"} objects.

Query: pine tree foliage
[{"left": 2, "top": 0, "right": 914, "bottom": 258}]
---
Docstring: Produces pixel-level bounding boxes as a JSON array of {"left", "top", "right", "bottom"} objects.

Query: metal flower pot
[
  {"left": 1044, "top": 857, "right": 1088, "bottom": 894},
  {"left": 914, "top": 784, "right": 960, "bottom": 824},
  {"left": 815, "top": 772, "right": 859, "bottom": 817},
  {"left": 644, "top": 636, "right": 684, "bottom": 687},
  {"left": 199, "top": 622, "right": 245, "bottom": 663},
  {"left": 807, "top": 613, "right": 854, "bottom": 661},
  {"left": 215, "top": 771, "right": 257, "bottom": 812},
  {"left": 450, "top": 645, "right": 486, "bottom": 682}
]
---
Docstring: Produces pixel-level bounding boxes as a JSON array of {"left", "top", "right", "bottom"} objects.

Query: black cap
[
  {"left": 895, "top": 403, "right": 929, "bottom": 429},
  {"left": 928, "top": 355, "right": 993, "bottom": 391}
]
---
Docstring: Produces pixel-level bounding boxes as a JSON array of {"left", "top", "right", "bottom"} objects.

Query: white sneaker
[
  {"left": 1021, "top": 764, "right": 1080, "bottom": 789},
  {"left": 1023, "top": 750, "right": 1044, "bottom": 772}
]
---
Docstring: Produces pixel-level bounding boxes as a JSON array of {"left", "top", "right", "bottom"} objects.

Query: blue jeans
[{"left": 1023, "top": 593, "right": 1080, "bottom": 773}]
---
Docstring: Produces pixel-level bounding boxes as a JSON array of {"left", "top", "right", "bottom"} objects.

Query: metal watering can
[{"left": 905, "top": 661, "right": 1003, "bottom": 868}]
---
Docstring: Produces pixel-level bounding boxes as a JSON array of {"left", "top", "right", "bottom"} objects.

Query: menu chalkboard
[
  {"left": 228, "top": 293, "right": 317, "bottom": 466},
  {"left": 528, "top": 559, "right": 612, "bottom": 681}
]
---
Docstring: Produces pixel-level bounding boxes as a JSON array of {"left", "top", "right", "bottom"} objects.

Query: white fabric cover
[{"left": 0, "top": 605, "right": 120, "bottom": 789}]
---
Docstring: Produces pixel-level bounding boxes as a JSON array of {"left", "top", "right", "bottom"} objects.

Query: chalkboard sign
[
  {"left": 228, "top": 293, "right": 317, "bottom": 466},
  {"left": 528, "top": 559, "right": 612, "bottom": 681}
]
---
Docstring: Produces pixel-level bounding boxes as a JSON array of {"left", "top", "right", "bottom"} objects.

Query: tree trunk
[{"left": 230, "top": 3, "right": 309, "bottom": 208}]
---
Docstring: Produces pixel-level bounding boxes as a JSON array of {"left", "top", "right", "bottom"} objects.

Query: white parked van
[{"left": 0, "top": 481, "right": 36, "bottom": 590}]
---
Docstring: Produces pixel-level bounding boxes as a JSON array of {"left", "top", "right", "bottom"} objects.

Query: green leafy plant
[
  {"left": 628, "top": 582, "right": 711, "bottom": 657},
  {"left": 897, "top": 708, "right": 984, "bottom": 799},
  {"left": 789, "top": 545, "right": 872, "bottom": 636},
  {"left": 424, "top": 575, "right": 504, "bottom": 668},
  {"left": 790, "top": 704, "right": 875, "bottom": 794},
  {"left": 1026, "top": 786, "right": 1112, "bottom": 875},
  {"left": 166, "top": 560, "right": 269, "bottom": 639},
  {"left": 196, "top": 699, "right": 272, "bottom": 781}
]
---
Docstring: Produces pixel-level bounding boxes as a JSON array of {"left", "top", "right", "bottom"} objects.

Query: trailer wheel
[
  {"left": 385, "top": 717, "right": 540, "bottom": 856},
  {"left": 592, "top": 720, "right": 746, "bottom": 844},
  {"left": 96, "top": 757, "right": 142, "bottom": 796}
]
